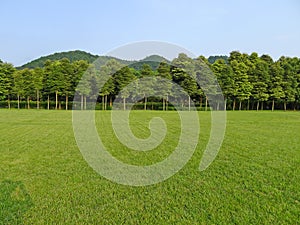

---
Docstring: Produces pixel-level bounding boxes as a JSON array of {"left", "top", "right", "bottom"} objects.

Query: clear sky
[{"left": 1, "top": 0, "right": 300, "bottom": 66}]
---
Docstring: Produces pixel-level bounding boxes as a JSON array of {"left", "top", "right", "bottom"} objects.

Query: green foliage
[
  {"left": 278, "top": 57, "right": 298, "bottom": 110},
  {"left": 208, "top": 55, "right": 229, "bottom": 64},
  {"left": 157, "top": 61, "right": 172, "bottom": 104},
  {"left": 212, "top": 59, "right": 234, "bottom": 99},
  {"left": 18, "top": 50, "right": 98, "bottom": 69},
  {"left": 140, "top": 64, "right": 154, "bottom": 77},
  {"left": 171, "top": 54, "right": 198, "bottom": 98},
  {"left": 129, "top": 55, "right": 170, "bottom": 70},
  {"left": 248, "top": 53, "right": 270, "bottom": 104},
  {"left": 18, "top": 50, "right": 167, "bottom": 71},
  {"left": 18, "top": 50, "right": 131, "bottom": 70},
  {"left": 229, "top": 52, "right": 253, "bottom": 109},
  {"left": 113, "top": 66, "right": 136, "bottom": 98},
  {"left": 0, "top": 62, "right": 15, "bottom": 101},
  {"left": 1, "top": 51, "right": 300, "bottom": 110}
]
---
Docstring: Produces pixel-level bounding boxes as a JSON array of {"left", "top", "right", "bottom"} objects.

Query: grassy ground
[{"left": 0, "top": 110, "right": 299, "bottom": 224}]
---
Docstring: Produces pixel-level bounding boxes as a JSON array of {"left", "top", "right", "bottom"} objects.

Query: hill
[
  {"left": 18, "top": 51, "right": 170, "bottom": 70},
  {"left": 128, "top": 55, "right": 170, "bottom": 70},
  {"left": 207, "top": 55, "right": 229, "bottom": 64},
  {"left": 18, "top": 50, "right": 133, "bottom": 69},
  {"left": 18, "top": 50, "right": 99, "bottom": 69},
  {"left": 142, "top": 55, "right": 170, "bottom": 63}
]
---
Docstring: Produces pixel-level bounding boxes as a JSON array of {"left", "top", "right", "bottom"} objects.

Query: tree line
[{"left": 0, "top": 51, "right": 299, "bottom": 111}]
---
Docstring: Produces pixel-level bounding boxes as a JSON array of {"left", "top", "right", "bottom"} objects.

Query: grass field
[{"left": 0, "top": 110, "right": 299, "bottom": 224}]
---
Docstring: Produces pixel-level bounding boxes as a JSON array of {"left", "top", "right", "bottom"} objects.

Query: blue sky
[{"left": 1, "top": 0, "right": 300, "bottom": 66}]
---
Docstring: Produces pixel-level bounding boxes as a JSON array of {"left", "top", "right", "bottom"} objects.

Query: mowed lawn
[{"left": 0, "top": 110, "right": 299, "bottom": 224}]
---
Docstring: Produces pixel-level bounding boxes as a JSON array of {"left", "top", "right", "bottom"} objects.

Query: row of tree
[{"left": 0, "top": 51, "right": 299, "bottom": 111}]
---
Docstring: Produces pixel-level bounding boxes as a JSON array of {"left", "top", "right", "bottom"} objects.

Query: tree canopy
[{"left": 0, "top": 51, "right": 300, "bottom": 111}]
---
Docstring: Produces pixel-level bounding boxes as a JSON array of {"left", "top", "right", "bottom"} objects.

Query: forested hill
[
  {"left": 129, "top": 55, "right": 170, "bottom": 70},
  {"left": 18, "top": 50, "right": 98, "bottom": 69},
  {"left": 208, "top": 55, "right": 229, "bottom": 64},
  {"left": 18, "top": 50, "right": 172, "bottom": 70},
  {"left": 18, "top": 49, "right": 223, "bottom": 70},
  {"left": 18, "top": 50, "right": 134, "bottom": 69}
]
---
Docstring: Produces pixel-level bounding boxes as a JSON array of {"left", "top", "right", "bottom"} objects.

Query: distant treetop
[{"left": 207, "top": 55, "right": 229, "bottom": 64}]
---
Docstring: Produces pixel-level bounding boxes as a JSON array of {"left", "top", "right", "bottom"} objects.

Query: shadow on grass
[{"left": 0, "top": 180, "right": 33, "bottom": 224}]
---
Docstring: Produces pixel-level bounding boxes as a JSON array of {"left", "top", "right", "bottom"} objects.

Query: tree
[
  {"left": 43, "top": 60, "right": 52, "bottom": 109},
  {"left": 287, "top": 57, "right": 300, "bottom": 110},
  {"left": 279, "top": 57, "right": 297, "bottom": 111},
  {"left": 171, "top": 66, "right": 198, "bottom": 111},
  {"left": 269, "top": 62, "right": 285, "bottom": 111},
  {"left": 157, "top": 61, "right": 172, "bottom": 111},
  {"left": 0, "top": 62, "right": 15, "bottom": 108},
  {"left": 248, "top": 53, "right": 270, "bottom": 110},
  {"left": 13, "top": 70, "right": 25, "bottom": 109},
  {"left": 113, "top": 66, "right": 136, "bottom": 110},
  {"left": 211, "top": 59, "right": 234, "bottom": 110},
  {"left": 75, "top": 64, "right": 97, "bottom": 110},
  {"left": 260, "top": 54, "right": 274, "bottom": 65},
  {"left": 171, "top": 53, "right": 198, "bottom": 111},
  {"left": 229, "top": 52, "right": 253, "bottom": 110},
  {"left": 33, "top": 68, "right": 44, "bottom": 109},
  {"left": 43, "top": 60, "right": 65, "bottom": 110},
  {"left": 194, "top": 56, "right": 220, "bottom": 111},
  {"left": 100, "top": 77, "right": 114, "bottom": 110},
  {"left": 22, "top": 69, "right": 35, "bottom": 109},
  {"left": 59, "top": 58, "right": 73, "bottom": 110},
  {"left": 295, "top": 58, "right": 300, "bottom": 110},
  {"left": 64, "top": 59, "right": 89, "bottom": 110},
  {"left": 140, "top": 64, "right": 155, "bottom": 110},
  {"left": 99, "top": 59, "right": 123, "bottom": 110}
]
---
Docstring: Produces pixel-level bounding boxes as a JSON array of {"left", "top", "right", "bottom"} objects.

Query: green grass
[{"left": 0, "top": 110, "right": 299, "bottom": 224}]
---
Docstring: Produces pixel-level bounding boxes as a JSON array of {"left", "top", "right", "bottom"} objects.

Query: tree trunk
[
  {"left": 55, "top": 91, "right": 58, "bottom": 110},
  {"left": 37, "top": 91, "right": 39, "bottom": 109},
  {"left": 284, "top": 101, "right": 287, "bottom": 111},
  {"left": 239, "top": 100, "right": 242, "bottom": 111},
  {"left": 84, "top": 96, "right": 87, "bottom": 110},
  {"left": 272, "top": 99, "right": 275, "bottom": 111},
  {"left": 47, "top": 95, "right": 50, "bottom": 110},
  {"left": 247, "top": 99, "right": 250, "bottom": 111},
  {"left": 59, "top": 101, "right": 61, "bottom": 110},
  {"left": 162, "top": 98, "right": 165, "bottom": 111},
  {"left": 199, "top": 96, "right": 203, "bottom": 111},
  {"left": 261, "top": 101, "right": 264, "bottom": 111},
  {"left": 205, "top": 97, "right": 208, "bottom": 111},
  {"left": 144, "top": 95, "right": 147, "bottom": 111},
  {"left": 102, "top": 95, "right": 104, "bottom": 110},
  {"left": 188, "top": 96, "right": 191, "bottom": 111},
  {"left": 233, "top": 99, "right": 236, "bottom": 111},
  {"left": 110, "top": 96, "right": 112, "bottom": 108},
  {"left": 8, "top": 95, "right": 10, "bottom": 109},
  {"left": 81, "top": 95, "right": 83, "bottom": 110},
  {"left": 224, "top": 99, "right": 227, "bottom": 111},
  {"left": 17, "top": 94, "right": 20, "bottom": 109},
  {"left": 256, "top": 101, "right": 259, "bottom": 111},
  {"left": 166, "top": 95, "right": 168, "bottom": 111},
  {"left": 105, "top": 95, "right": 107, "bottom": 110},
  {"left": 123, "top": 97, "right": 126, "bottom": 110},
  {"left": 27, "top": 96, "right": 30, "bottom": 109},
  {"left": 65, "top": 94, "right": 68, "bottom": 110}
]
